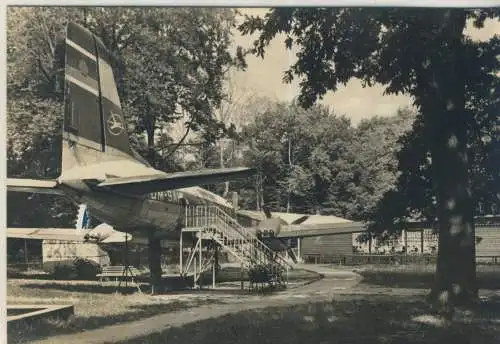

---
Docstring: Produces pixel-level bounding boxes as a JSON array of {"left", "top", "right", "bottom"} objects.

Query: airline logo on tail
[{"left": 106, "top": 112, "right": 124, "bottom": 136}]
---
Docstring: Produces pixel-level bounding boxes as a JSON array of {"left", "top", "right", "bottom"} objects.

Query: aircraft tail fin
[
  {"left": 75, "top": 204, "right": 90, "bottom": 230},
  {"left": 62, "top": 22, "right": 138, "bottom": 174}
]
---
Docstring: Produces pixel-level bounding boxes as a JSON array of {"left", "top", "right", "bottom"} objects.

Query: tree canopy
[
  {"left": 7, "top": 7, "right": 244, "bottom": 172},
  {"left": 239, "top": 7, "right": 499, "bottom": 311},
  {"left": 6, "top": 7, "right": 245, "bottom": 227},
  {"left": 231, "top": 99, "right": 415, "bottom": 218}
]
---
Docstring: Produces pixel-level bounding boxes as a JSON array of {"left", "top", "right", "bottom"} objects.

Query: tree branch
[
  {"left": 40, "top": 15, "right": 55, "bottom": 55},
  {"left": 37, "top": 58, "right": 51, "bottom": 82},
  {"left": 163, "top": 118, "right": 194, "bottom": 159}
]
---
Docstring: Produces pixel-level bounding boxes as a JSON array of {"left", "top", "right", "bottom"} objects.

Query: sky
[{"left": 229, "top": 8, "right": 500, "bottom": 126}]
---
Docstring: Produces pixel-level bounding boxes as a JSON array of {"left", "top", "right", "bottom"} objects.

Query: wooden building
[
  {"left": 236, "top": 210, "right": 357, "bottom": 263},
  {"left": 236, "top": 211, "right": 500, "bottom": 264}
]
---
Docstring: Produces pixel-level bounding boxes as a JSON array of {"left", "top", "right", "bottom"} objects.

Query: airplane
[
  {"left": 6, "top": 22, "right": 256, "bottom": 246},
  {"left": 6, "top": 22, "right": 259, "bottom": 288}
]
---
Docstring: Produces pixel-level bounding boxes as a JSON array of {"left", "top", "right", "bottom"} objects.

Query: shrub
[
  {"left": 73, "top": 257, "right": 102, "bottom": 280},
  {"left": 53, "top": 264, "right": 77, "bottom": 280}
]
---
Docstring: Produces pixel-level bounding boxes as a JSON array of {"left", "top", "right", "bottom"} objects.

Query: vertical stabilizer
[
  {"left": 62, "top": 22, "right": 136, "bottom": 174},
  {"left": 75, "top": 204, "right": 90, "bottom": 230}
]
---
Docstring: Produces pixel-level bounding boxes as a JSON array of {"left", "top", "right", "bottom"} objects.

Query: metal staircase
[{"left": 182, "top": 205, "right": 293, "bottom": 290}]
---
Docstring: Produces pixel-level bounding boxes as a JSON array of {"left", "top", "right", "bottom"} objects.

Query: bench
[{"left": 96, "top": 265, "right": 142, "bottom": 292}]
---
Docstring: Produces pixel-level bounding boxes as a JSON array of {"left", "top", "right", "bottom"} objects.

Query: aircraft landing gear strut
[{"left": 148, "top": 228, "right": 163, "bottom": 294}]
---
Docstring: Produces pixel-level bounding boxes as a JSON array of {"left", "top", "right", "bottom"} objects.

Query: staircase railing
[
  {"left": 184, "top": 205, "right": 293, "bottom": 286},
  {"left": 185, "top": 205, "right": 293, "bottom": 267}
]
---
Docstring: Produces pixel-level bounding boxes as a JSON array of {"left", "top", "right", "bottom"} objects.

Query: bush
[
  {"left": 53, "top": 264, "right": 77, "bottom": 280},
  {"left": 73, "top": 257, "right": 102, "bottom": 280}
]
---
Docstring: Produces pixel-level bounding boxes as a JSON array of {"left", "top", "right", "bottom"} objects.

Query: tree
[
  {"left": 239, "top": 8, "right": 499, "bottom": 312},
  {"left": 8, "top": 7, "right": 245, "bottom": 170},
  {"left": 7, "top": 7, "right": 247, "bottom": 292},
  {"left": 239, "top": 100, "right": 355, "bottom": 214},
  {"left": 344, "top": 108, "right": 415, "bottom": 220},
  {"left": 81, "top": 8, "right": 245, "bottom": 168},
  {"left": 213, "top": 69, "right": 257, "bottom": 197},
  {"left": 7, "top": 8, "right": 79, "bottom": 227}
]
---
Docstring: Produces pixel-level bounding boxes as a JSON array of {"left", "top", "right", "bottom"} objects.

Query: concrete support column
[{"left": 297, "top": 237, "right": 301, "bottom": 260}]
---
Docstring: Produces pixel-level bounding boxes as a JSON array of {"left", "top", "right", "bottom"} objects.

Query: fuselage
[
  {"left": 65, "top": 185, "right": 185, "bottom": 238},
  {"left": 58, "top": 170, "right": 188, "bottom": 240}
]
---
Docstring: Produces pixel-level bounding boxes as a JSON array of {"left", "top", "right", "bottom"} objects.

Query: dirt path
[{"left": 28, "top": 266, "right": 361, "bottom": 344}]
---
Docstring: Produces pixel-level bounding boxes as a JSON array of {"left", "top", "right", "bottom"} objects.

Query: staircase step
[{"left": 185, "top": 205, "right": 291, "bottom": 289}]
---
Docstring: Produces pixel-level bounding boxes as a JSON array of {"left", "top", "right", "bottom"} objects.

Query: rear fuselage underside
[{"left": 59, "top": 182, "right": 184, "bottom": 240}]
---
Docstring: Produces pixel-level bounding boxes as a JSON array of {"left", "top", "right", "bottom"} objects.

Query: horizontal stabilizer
[
  {"left": 7, "top": 226, "right": 132, "bottom": 243},
  {"left": 7, "top": 228, "right": 87, "bottom": 241},
  {"left": 96, "top": 167, "right": 256, "bottom": 194},
  {"left": 277, "top": 222, "right": 366, "bottom": 238},
  {"left": 6, "top": 178, "right": 64, "bottom": 196}
]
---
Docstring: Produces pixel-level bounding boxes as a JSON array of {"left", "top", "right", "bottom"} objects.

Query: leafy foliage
[
  {"left": 341, "top": 108, "right": 415, "bottom": 220},
  {"left": 6, "top": 7, "right": 244, "bottom": 227},
  {"left": 235, "top": 100, "right": 413, "bottom": 217},
  {"left": 240, "top": 7, "right": 499, "bottom": 304},
  {"left": 239, "top": 8, "right": 499, "bottom": 223}
]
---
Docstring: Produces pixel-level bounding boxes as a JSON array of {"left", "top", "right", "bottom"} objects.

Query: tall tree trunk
[
  {"left": 287, "top": 134, "right": 292, "bottom": 213},
  {"left": 426, "top": 10, "right": 477, "bottom": 315},
  {"left": 220, "top": 141, "right": 230, "bottom": 197},
  {"left": 144, "top": 106, "right": 163, "bottom": 293},
  {"left": 429, "top": 112, "right": 477, "bottom": 311},
  {"left": 147, "top": 129, "right": 155, "bottom": 168}
]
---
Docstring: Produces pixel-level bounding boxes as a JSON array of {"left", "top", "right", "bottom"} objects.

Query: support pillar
[
  {"left": 199, "top": 230, "right": 203, "bottom": 289},
  {"left": 212, "top": 258, "right": 216, "bottom": 289},
  {"left": 213, "top": 244, "right": 219, "bottom": 289},
  {"left": 420, "top": 230, "right": 424, "bottom": 254},
  {"left": 179, "top": 232, "right": 183, "bottom": 275},
  {"left": 403, "top": 230, "right": 408, "bottom": 255},
  {"left": 125, "top": 232, "right": 128, "bottom": 288},
  {"left": 24, "top": 239, "right": 29, "bottom": 266},
  {"left": 240, "top": 263, "right": 244, "bottom": 290},
  {"left": 148, "top": 229, "right": 163, "bottom": 295},
  {"left": 297, "top": 237, "right": 301, "bottom": 261}
]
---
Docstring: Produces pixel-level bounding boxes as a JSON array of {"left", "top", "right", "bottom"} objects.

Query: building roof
[
  {"left": 237, "top": 209, "right": 363, "bottom": 238},
  {"left": 300, "top": 214, "right": 353, "bottom": 225},
  {"left": 278, "top": 222, "right": 365, "bottom": 238}
]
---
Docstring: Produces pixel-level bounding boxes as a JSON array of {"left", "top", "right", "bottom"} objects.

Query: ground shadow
[
  {"left": 17, "top": 280, "right": 299, "bottom": 297},
  {"left": 116, "top": 295, "right": 500, "bottom": 344},
  {"left": 16, "top": 266, "right": 320, "bottom": 296},
  {"left": 19, "top": 282, "right": 146, "bottom": 295},
  {"left": 8, "top": 271, "right": 56, "bottom": 281},
  {"left": 7, "top": 299, "right": 222, "bottom": 344},
  {"left": 359, "top": 269, "right": 500, "bottom": 290}
]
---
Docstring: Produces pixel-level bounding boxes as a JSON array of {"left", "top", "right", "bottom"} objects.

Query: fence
[{"left": 303, "top": 254, "right": 500, "bottom": 266}]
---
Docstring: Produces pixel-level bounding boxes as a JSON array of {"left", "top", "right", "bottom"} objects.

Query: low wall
[{"left": 42, "top": 240, "right": 110, "bottom": 272}]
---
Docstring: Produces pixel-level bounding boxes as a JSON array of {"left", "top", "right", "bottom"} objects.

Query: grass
[
  {"left": 116, "top": 264, "right": 500, "bottom": 344},
  {"left": 118, "top": 294, "right": 500, "bottom": 344},
  {"left": 7, "top": 279, "right": 222, "bottom": 344},
  {"left": 7, "top": 264, "right": 500, "bottom": 343},
  {"left": 6, "top": 267, "right": 320, "bottom": 343},
  {"left": 351, "top": 264, "right": 500, "bottom": 290}
]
